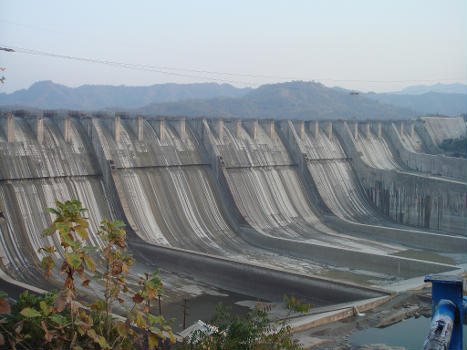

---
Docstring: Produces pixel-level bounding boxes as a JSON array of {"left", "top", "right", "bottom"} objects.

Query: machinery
[{"left": 424, "top": 274, "right": 467, "bottom": 350}]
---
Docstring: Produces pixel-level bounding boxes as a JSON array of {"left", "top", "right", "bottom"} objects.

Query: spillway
[
  {"left": 0, "top": 116, "right": 110, "bottom": 289},
  {"left": 0, "top": 112, "right": 465, "bottom": 309},
  {"left": 333, "top": 120, "right": 467, "bottom": 235},
  {"left": 421, "top": 116, "right": 466, "bottom": 147},
  {"left": 393, "top": 123, "right": 425, "bottom": 153},
  {"left": 94, "top": 117, "right": 341, "bottom": 273},
  {"left": 353, "top": 127, "right": 402, "bottom": 170},
  {"left": 213, "top": 120, "right": 399, "bottom": 253},
  {"left": 300, "top": 127, "right": 376, "bottom": 222}
]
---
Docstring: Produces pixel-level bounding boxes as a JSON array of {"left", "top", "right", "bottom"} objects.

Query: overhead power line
[
  {"left": 1, "top": 45, "right": 258, "bottom": 85},
  {"left": 0, "top": 44, "right": 463, "bottom": 85},
  {"left": 0, "top": 47, "right": 15, "bottom": 52}
]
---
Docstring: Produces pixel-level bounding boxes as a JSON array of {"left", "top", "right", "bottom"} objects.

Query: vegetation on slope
[
  {"left": 139, "top": 81, "right": 414, "bottom": 120},
  {"left": 438, "top": 137, "right": 467, "bottom": 158},
  {"left": 0, "top": 81, "right": 251, "bottom": 110},
  {"left": 187, "top": 303, "right": 302, "bottom": 350},
  {"left": 2, "top": 81, "right": 464, "bottom": 119},
  {"left": 365, "top": 92, "right": 467, "bottom": 117},
  {"left": 0, "top": 200, "right": 174, "bottom": 349}
]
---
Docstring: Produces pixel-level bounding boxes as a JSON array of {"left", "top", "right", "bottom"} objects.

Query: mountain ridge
[
  {"left": 1, "top": 80, "right": 465, "bottom": 119},
  {"left": 365, "top": 91, "right": 466, "bottom": 117},
  {"left": 389, "top": 82, "right": 466, "bottom": 95},
  {"left": 0, "top": 80, "right": 252, "bottom": 110},
  {"left": 137, "top": 81, "right": 415, "bottom": 120}
]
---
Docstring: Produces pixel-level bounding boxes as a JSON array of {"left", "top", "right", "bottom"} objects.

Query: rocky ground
[{"left": 294, "top": 287, "right": 433, "bottom": 350}]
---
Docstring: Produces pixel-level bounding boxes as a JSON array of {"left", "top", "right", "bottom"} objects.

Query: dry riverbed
[{"left": 292, "top": 287, "right": 433, "bottom": 349}]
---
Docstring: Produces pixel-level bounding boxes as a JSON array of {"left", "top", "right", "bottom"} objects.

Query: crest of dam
[{"left": 0, "top": 112, "right": 465, "bottom": 305}]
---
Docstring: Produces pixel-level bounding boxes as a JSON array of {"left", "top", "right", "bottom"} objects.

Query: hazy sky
[{"left": 0, "top": 0, "right": 465, "bottom": 93}]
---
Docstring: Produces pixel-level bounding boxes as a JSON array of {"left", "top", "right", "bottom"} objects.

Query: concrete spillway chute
[
  {"left": 7, "top": 114, "right": 15, "bottom": 142},
  {"left": 0, "top": 114, "right": 465, "bottom": 318},
  {"left": 137, "top": 116, "right": 143, "bottom": 141},
  {"left": 114, "top": 115, "right": 121, "bottom": 142},
  {"left": 36, "top": 115, "right": 43, "bottom": 144},
  {"left": 217, "top": 119, "right": 224, "bottom": 139}
]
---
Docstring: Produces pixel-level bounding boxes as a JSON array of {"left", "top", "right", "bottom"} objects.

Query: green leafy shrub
[
  {"left": 283, "top": 295, "right": 312, "bottom": 313},
  {"left": 439, "top": 137, "right": 467, "bottom": 157},
  {"left": 186, "top": 303, "right": 303, "bottom": 350},
  {"left": 0, "top": 199, "right": 174, "bottom": 350}
]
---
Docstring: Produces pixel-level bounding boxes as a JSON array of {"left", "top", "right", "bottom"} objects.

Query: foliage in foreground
[
  {"left": 0, "top": 199, "right": 303, "bottom": 350},
  {"left": 0, "top": 199, "right": 174, "bottom": 350},
  {"left": 186, "top": 303, "right": 303, "bottom": 350},
  {"left": 283, "top": 295, "right": 312, "bottom": 314}
]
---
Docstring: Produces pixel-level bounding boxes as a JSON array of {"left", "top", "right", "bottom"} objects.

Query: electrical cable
[{"left": 0, "top": 44, "right": 463, "bottom": 86}]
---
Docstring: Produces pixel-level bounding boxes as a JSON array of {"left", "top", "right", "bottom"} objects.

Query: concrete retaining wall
[{"left": 289, "top": 295, "right": 395, "bottom": 332}]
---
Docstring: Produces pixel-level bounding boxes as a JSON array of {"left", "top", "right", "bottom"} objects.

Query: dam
[{"left": 0, "top": 112, "right": 466, "bottom": 312}]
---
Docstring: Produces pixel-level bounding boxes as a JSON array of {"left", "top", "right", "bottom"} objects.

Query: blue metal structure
[{"left": 424, "top": 274, "right": 466, "bottom": 350}]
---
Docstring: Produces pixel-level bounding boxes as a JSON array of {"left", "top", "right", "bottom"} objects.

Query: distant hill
[
  {"left": 0, "top": 81, "right": 252, "bottom": 110},
  {"left": 2, "top": 80, "right": 464, "bottom": 119},
  {"left": 390, "top": 83, "right": 466, "bottom": 95},
  {"left": 138, "top": 81, "right": 415, "bottom": 120},
  {"left": 365, "top": 91, "right": 466, "bottom": 117}
]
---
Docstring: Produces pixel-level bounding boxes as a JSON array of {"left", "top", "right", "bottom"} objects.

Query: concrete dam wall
[
  {"left": 0, "top": 112, "right": 465, "bottom": 306},
  {"left": 333, "top": 120, "right": 467, "bottom": 235},
  {"left": 0, "top": 115, "right": 112, "bottom": 289}
]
